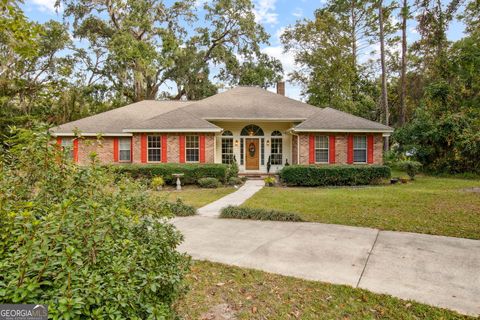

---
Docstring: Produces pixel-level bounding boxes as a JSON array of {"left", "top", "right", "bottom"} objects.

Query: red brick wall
[
  {"left": 297, "top": 133, "right": 384, "bottom": 165},
  {"left": 76, "top": 133, "right": 215, "bottom": 165}
]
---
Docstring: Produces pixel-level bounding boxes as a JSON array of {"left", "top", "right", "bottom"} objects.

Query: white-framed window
[
  {"left": 315, "top": 136, "right": 329, "bottom": 163},
  {"left": 353, "top": 135, "right": 367, "bottom": 163},
  {"left": 147, "top": 135, "right": 161, "bottom": 162},
  {"left": 221, "top": 131, "right": 234, "bottom": 164},
  {"left": 119, "top": 138, "right": 131, "bottom": 162},
  {"left": 61, "top": 137, "right": 74, "bottom": 159},
  {"left": 186, "top": 135, "right": 199, "bottom": 163},
  {"left": 270, "top": 130, "right": 282, "bottom": 165}
]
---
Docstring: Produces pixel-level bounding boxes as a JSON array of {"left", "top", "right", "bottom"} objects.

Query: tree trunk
[
  {"left": 399, "top": 0, "right": 408, "bottom": 126},
  {"left": 379, "top": 0, "right": 389, "bottom": 151}
]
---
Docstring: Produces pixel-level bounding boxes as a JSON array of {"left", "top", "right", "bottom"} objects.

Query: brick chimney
[{"left": 277, "top": 81, "right": 285, "bottom": 96}]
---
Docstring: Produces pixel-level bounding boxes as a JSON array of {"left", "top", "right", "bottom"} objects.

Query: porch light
[
  {"left": 235, "top": 139, "right": 239, "bottom": 146},
  {"left": 266, "top": 139, "right": 270, "bottom": 146}
]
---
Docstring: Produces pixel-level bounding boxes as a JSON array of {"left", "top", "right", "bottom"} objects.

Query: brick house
[{"left": 51, "top": 84, "right": 393, "bottom": 174}]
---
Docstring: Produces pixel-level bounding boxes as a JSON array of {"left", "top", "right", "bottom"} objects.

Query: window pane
[
  {"left": 222, "top": 138, "right": 234, "bottom": 164},
  {"left": 314, "top": 136, "right": 329, "bottom": 163},
  {"left": 270, "top": 137, "right": 282, "bottom": 165},
  {"left": 61, "top": 138, "right": 74, "bottom": 159},
  {"left": 354, "top": 150, "right": 367, "bottom": 163},
  {"left": 120, "top": 150, "right": 131, "bottom": 161},
  {"left": 147, "top": 136, "right": 161, "bottom": 162},
  {"left": 186, "top": 135, "right": 199, "bottom": 162},
  {"left": 354, "top": 136, "right": 367, "bottom": 149}
]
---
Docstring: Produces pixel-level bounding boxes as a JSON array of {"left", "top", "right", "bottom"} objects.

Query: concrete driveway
[{"left": 173, "top": 216, "right": 480, "bottom": 316}]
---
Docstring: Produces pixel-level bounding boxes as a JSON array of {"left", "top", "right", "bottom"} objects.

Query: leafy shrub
[
  {"left": 168, "top": 198, "right": 196, "bottom": 216},
  {"left": 0, "top": 128, "right": 190, "bottom": 318},
  {"left": 113, "top": 163, "right": 229, "bottom": 185},
  {"left": 220, "top": 206, "right": 303, "bottom": 222},
  {"left": 227, "top": 177, "right": 244, "bottom": 186},
  {"left": 151, "top": 176, "right": 165, "bottom": 189},
  {"left": 226, "top": 160, "right": 239, "bottom": 180},
  {"left": 198, "top": 177, "right": 221, "bottom": 188},
  {"left": 279, "top": 165, "right": 391, "bottom": 186},
  {"left": 264, "top": 176, "right": 276, "bottom": 186},
  {"left": 397, "top": 160, "right": 422, "bottom": 180}
]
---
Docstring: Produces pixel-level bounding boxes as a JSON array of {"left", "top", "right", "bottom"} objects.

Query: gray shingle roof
[
  {"left": 182, "top": 86, "right": 319, "bottom": 120},
  {"left": 294, "top": 107, "right": 394, "bottom": 132},
  {"left": 51, "top": 87, "right": 393, "bottom": 135},
  {"left": 124, "top": 108, "right": 221, "bottom": 132},
  {"left": 51, "top": 100, "right": 192, "bottom": 135}
]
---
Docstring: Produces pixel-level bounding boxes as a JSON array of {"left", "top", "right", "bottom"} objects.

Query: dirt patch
[
  {"left": 200, "top": 303, "right": 237, "bottom": 320},
  {"left": 462, "top": 187, "right": 480, "bottom": 193}
]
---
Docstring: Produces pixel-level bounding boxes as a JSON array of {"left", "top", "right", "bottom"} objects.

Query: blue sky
[{"left": 23, "top": 0, "right": 467, "bottom": 101}]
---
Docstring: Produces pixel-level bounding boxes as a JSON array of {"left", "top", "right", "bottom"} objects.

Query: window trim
[
  {"left": 270, "top": 131, "right": 283, "bottom": 165},
  {"left": 221, "top": 136, "right": 234, "bottom": 164},
  {"left": 353, "top": 135, "right": 367, "bottom": 164},
  {"left": 314, "top": 135, "right": 329, "bottom": 164},
  {"left": 147, "top": 135, "right": 162, "bottom": 163},
  {"left": 185, "top": 135, "right": 200, "bottom": 163},
  {"left": 118, "top": 137, "right": 132, "bottom": 162}
]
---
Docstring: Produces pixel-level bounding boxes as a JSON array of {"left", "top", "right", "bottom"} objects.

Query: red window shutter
[
  {"left": 161, "top": 135, "right": 168, "bottom": 163},
  {"left": 113, "top": 137, "right": 119, "bottom": 162},
  {"left": 179, "top": 135, "right": 185, "bottom": 163},
  {"left": 199, "top": 135, "right": 206, "bottom": 163},
  {"left": 141, "top": 134, "right": 147, "bottom": 163},
  {"left": 347, "top": 135, "right": 354, "bottom": 164},
  {"left": 309, "top": 135, "right": 315, "bottom": 164},
  {"left": 329, "top": 135, "right": 336, "bottom": 164},
  {"left": 73, "top": 139, "right": 79, "bottom": 163},
  {"left": 56, "top": 137, "right": 62, "bottom": 146},
  {"left": 367, "top": 135, "right": 374, "bottom": 164}
]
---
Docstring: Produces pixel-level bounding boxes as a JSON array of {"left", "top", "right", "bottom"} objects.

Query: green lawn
[
  {"left": 243, "top": 175, "right": 480, "bottom": 239},
  {"left": 163, "top": 186, "right": 236, "bottom": 208},
  {"left": 175, "top": 260, "right": 472, "bottom": 319}
]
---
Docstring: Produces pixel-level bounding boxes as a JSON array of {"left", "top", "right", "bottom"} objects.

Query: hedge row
[
  {"left": 220, "top": 206, "right": 303, "bottom": 222},
  {"left": 279, "top": 165, "right": 391, "bottom": 186},
  {"left": 112, "top": 163, "right": 230, "bottom": 185}
]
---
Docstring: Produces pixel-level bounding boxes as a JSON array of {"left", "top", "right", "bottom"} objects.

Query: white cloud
[
  {"left": 261, "top": 45, "right": 296, "bottom": 76},
  {"left": 292, "top": 7, "right": 303, "bottom": 18},
  {"left": 30, "top": 0, "right": 59, "bottom": 12},
  {"left": 274, "top": 26, "right": 286, "bottom": 44},
  {"left": 253, "top": 0, "right": 278, "bottom": 25}
]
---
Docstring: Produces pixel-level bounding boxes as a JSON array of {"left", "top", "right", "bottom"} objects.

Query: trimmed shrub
[
  {"left": 198, "top": 177, "right": 221, "bottom": 188},
  {"left": 168, "top": 198, "right": 196, "bottom": 216},
  {"left": 279, "top": 165, "right": 391, "bottom": 186},
  {"left": 397, "top": 160, "right": 422, "bottom": 180},
  {"left": 227, "top": 177, "right": 244, "bottom": 186},
  {"left": 0, "top": 128, "right": 189, "bottom": 318},
  {"left": 220, "top": 206, "right": 303, "bottom": 222},
  {"left": 112, "top": 163, "right": 229, "bottom": 185}
]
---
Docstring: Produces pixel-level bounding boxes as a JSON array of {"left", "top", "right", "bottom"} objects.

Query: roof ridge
[{"left": 323, "top": 107, "right": 394, "bottom": 129}]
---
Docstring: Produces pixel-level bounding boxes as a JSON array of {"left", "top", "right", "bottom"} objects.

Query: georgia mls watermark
[{"left": 0, "top": 305, "right": 48, "bottom": 320}]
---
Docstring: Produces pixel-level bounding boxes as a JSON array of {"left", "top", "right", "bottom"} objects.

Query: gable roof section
[
  {"left": 123, "top": 108, "right": 221, "bottom": 132},
  {"left": 293, "top": 107, "right": 394, "bottom": 133},
  {"left": 50, "top": 100, "right": 192, "bottom": 136},
  {"left": 182, "top": 86, "right": 319, "bottom": 120}
]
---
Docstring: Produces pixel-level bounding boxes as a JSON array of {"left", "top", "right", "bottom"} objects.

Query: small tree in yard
[
  {"left": 0, "top": 127, "right": 190, "bottom": 318},
  {"left": 398, "top": 160, "right": 422, "bottom": 180}
]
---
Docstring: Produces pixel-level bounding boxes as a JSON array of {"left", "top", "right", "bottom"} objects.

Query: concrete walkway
[
  {"left": 172, "top": 216, "right": 480, "bottom": 316},
  {"left": 197, "top": 180, "right": 265, "bottom": 217}
]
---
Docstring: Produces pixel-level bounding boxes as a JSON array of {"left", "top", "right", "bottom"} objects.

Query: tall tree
[
  {"left": 378, "top": 0, "right": 390, "bottom": 151},
  {"left": 399, "top": 0, "right": 409, "bottom": 125},
  {"left": 62, "top": 0, "right": 269, "bottom": 102}
]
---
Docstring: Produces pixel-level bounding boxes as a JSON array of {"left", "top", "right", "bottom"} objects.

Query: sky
[{"left": 23, "top": 0, "right": 467, "bottom": 101}]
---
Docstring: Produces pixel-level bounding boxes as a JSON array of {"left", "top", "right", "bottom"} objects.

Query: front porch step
[{"left": 239, "top": 173, "right": 277, "bottom": 180}]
